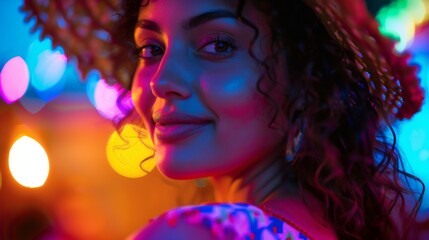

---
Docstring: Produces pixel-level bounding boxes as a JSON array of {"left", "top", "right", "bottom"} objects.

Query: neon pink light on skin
[
  {"left": 94, "top": 79, "right": 122, "bottom": 119},
  {"left": 0, "top": 57, "right": 30, "bottom": 103}
]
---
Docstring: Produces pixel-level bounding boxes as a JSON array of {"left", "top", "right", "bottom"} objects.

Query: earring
[{"left": 285, "top": 130, "right": 303, "bottom": 161}]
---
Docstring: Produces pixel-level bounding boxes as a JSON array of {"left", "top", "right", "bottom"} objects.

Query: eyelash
[
  {"left": 134, "top": 34, "right": 238, "bottom": 62},
  {"left": 135, "top": 43, "right": 164, "bottom": 61},
  {"left": 197, "top": 34, "right": 238, "bottom": 58}
]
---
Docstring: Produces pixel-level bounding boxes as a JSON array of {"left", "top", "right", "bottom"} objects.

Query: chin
[
  {"left": 158, "top": 167, "right": 211, "bottom": 180},
  {"left": 156, "top": 157, "right": 212, "bottom": 180}
]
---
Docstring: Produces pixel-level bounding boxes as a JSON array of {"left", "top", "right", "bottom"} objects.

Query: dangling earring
[{"left": 285, "top": 130, "right": 303, "bottom": 161}]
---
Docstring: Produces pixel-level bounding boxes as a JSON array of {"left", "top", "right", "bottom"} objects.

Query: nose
[{"left": 150, "top": 47, "right": 192, "bottom": 100}]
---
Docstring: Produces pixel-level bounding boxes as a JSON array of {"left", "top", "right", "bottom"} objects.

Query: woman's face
[{"left": 132, "top": 0, "right": 287, "bottom": 179}]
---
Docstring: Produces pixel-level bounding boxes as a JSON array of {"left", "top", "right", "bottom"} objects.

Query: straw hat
[{"left": 21, "top": 0, "right": 424, "bottom": 120}]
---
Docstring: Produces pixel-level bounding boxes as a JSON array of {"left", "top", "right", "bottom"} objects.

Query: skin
[
  {"left": 132, "top": 0, "right": 286, "bottom": 199},
  {"left": 131, "top": 0, "right": 337, "bottom": 238}
]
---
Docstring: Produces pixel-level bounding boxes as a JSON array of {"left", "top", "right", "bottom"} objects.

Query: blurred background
[{"left": 0, "top": 0, "right": 428, "bottom": 239}]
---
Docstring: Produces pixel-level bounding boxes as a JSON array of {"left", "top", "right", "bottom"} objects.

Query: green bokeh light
[{"left": 376, "top": 0, "right": 427, "bottom": 51}]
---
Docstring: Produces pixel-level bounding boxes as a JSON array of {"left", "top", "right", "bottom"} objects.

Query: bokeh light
[
  {"left": 85, "top": 70, "right": 101, "bottom": 107},
  {"left": 395, "top": 21, "right": 429, "bottom": 214},
  {"left": 0, "top": 56, "right": 30, "bottom": 103},
  {"left": 26, "top": 38, "right": 67, "bottom": 102},
  {"left": 9, "top": 136, "right": 50, "bottom": 188},
  {"left": 376, "top": 0, "right": 429, "bottom": 214},
  {"left": 32, "top": 50, "right": 67, "bottom": 91},
  {"left": 398, "top": 107, "right": 429, "bottom": 211},
  {"left": 94, "top": 79, "right": 123, "bottom": 119},
  {"left": 376, "top": 0, "right": 428, "bottom": 51},
  {"left": 106, "top": 124, "right": 155, "bottom": 178}
]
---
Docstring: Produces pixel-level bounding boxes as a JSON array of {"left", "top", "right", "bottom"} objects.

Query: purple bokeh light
[{"left": 0, "top": 56, "right": 30, "bottom": 103}]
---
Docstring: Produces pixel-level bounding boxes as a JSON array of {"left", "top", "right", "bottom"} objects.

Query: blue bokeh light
[
  {"left": 397, "top": 24, "right": 429, "bottom": 215},
  {"left": 0, "top": 1, "right": 38, "bottom": 66},
  {"left": 85, "top": 70, "right": 102, "bottom": 107}
]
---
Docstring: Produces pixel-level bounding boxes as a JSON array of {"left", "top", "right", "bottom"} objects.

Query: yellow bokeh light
[
  {"left": 425, "top": 1, "right": 429, "bottom": 21},
  {"left": 405, "top": 0, "right": 426, "bottom": 24},
  {"left": 8, "top": 136, "right": 50, "bottom": 188},
  {"left": 106, "top": 124, "right": 155, "bottom": 178}
]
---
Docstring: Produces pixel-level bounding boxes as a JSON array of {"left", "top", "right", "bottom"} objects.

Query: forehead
[
  {"left": 139, "top": 0, "right": 236, "bottom": 17},
  {"left": 137, "top": 0, "right": 268, "bottom": 28}
]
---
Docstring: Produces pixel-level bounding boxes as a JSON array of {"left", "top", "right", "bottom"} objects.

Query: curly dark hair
[{"left": 112, "top": 0, "right": 424, "bottom": 239}]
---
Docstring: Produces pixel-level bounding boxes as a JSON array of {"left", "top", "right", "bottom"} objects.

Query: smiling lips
[{"left": 153, "top": 112, "right": 212, "bottom": 142}]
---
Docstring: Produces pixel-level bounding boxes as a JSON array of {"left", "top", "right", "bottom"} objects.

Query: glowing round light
[
  {"left": 425, "top": 1, "right": 429, "bottom": 21},
  {"left": 0, "top": 56, "right": 30, "bottom": 103},
  {"left": 403, "top": 0, "right": 426, "bottom": 23},
  {"left": 25, "top": 39, "right": 67, "bottom": 102},
  {"left": 85, "top": 70, "right": 101, "bottom": 107},
  {"left": 396, "top": 20, "right": 429, "bottom": 216},
  {"left": 94, "top": 79, "right": 123, "bottom": 119},
  {"left": 106, "top": 124, "right": 155, "bottom": 178},
  {"left": 376, "top": 0, "right": 428, "bottom": 52},
  {"left": 378, "top": 10, "right": 415, "bottom": 51},
  {"left": 9, "top": 136, "right": 50, "bottom": 188},
  {"left": 31, "top": 50, "right": 67, "bottom": 91}
]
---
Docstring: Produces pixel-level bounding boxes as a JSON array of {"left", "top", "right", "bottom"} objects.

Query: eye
[
  {"left": 136, "top": 44, "right": 164, "bottom": 60},
  {"left": 197, "top": 34, "right": 237, "bottom": 58}
]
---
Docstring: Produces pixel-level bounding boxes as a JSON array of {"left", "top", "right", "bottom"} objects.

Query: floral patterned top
[{"left": 156, "top": 203, "right": 311, "bottom": 240}]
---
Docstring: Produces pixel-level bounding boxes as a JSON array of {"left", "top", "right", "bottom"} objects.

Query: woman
[
  {"left": 21, "top": 0, "right": 425, "bottom": 239},
  {"left": 110, "top": 0, "right": 426, "bottom": 239}
]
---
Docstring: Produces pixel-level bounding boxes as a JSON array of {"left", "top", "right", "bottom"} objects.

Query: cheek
[
  {"left": 131, "top": 66, "right": 155, "bottom": 130},
  {"left": 200, "top": 67, "right": 266, "bottom": 120}
]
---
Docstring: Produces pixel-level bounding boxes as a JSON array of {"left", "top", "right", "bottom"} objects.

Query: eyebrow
[
  {"left": 136, "top": 19, "right": 161, "bottom": 33},
  {"left": 185, "top": 10, "right": 237, "bottom": 29},
  {"left": 136, "top": 10, "right": 238, "bottom": 33}
]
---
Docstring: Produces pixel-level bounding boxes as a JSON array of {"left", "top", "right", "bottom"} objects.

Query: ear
[{"left": 282, "top": 92, "right": 306, "bottom": 160}]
